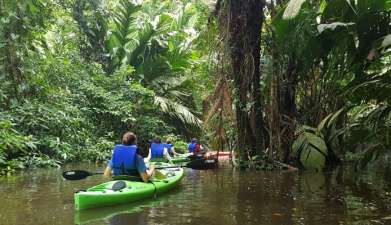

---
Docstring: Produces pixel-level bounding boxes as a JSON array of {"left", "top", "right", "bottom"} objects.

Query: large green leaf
[
  {"left": 283, "top": 0, "right": 306, "bottom": 19},
  {"left": 292, "top": 127, "right": 328, "bottom": 170}
]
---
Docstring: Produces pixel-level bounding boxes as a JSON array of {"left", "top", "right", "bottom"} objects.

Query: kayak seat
[{"left": 112, "top": 181, "right": 127, "bottom": 191}]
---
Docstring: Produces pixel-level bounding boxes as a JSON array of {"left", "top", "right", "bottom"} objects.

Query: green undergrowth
[{"left": 0, "top": 56, "right": 183, "bottom": 175}]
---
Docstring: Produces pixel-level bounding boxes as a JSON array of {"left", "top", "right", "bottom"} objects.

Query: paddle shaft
[
  {"left": 63, "top": 158, "right": 217, "bottom": 180},
  {"left": 155, "top": 165, "right": 184, "bottom": 169},
  {"left": 62, "top": 166, "right": 180, "bottom": 180},
  {"left": 90, "top": 172, "right": 104, "bottom": 175}
]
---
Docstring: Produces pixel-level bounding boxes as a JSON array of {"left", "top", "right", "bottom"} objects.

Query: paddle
[
  {"left": 62, "top": 167, "right": 178, "bottom": 181},
  {"left": 63, "top": 159, "right": 217, "bottom": 180},
  {"left": 62, "top": 170, "right": 104, "bottom": 180}
]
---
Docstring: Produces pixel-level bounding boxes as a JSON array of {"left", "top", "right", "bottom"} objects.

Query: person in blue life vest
[
  {"left": 146, "top": 137, "right": 172, "bottom": 162},
  {"left": 104, "top": 132, "right": 155, "bottom": 182},
  {"left": 188, "top": 138, "right": 197, "bottom": 154},
  {"left": 188, "top": 138, "right": 203, "bottom": 155},
  {"left": 164, "top": 138, "right": 177, "bottom": 157}
]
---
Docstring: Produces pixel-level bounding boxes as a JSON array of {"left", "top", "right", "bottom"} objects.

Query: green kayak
[
  {"left": 148, "top": 153, "right": 191, "bottom": 164},
  {"left": 74, "top": 164, "right": 184, "bottom": 211},
  {"left": 171, "top": 153, "right": 191, "bottom": 164}
]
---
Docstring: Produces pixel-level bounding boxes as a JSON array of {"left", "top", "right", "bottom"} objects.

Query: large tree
[{"left": 226, "top": 0, "right": 266, "bottom": 158}]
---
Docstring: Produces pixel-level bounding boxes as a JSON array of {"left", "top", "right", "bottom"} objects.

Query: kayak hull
[
  {"left": 74, "top": 165, "right": 184, "bottom": 210},
  {"left": 187, "top": 158, "right": 218, "bottom": 170},
  {"left": 173, "top": 153, "right": 218, "bottom": 169}
]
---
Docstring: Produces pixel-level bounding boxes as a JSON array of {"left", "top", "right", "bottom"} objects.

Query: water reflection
[
  {"left": 0, "top": 164, "right": 390, "bottom": 225},
  {"left": 75, "top": 199, "right": 157, "bottom": 225},
  {"left": 109, "top": 213, "right": 148, "bottom": 225}
]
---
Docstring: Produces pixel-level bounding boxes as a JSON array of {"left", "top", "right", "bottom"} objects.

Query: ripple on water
[{"left": 1, "top": 165, "right": 391, "bottom": 225}]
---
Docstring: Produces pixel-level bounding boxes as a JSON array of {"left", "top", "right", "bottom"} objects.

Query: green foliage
[
  {"left": 72, "top": 0, "right": 111, "bottom": 72},
  {"left": 0, "top": 120, "right": 36, "bottom": 155},
  {"left": 292, "top": 126, "right": 328, "bottom": 170},
  {"left": 71, "top": 0, "right": 204, "bottom": 135},
  {"left": 81, "top": 137, "right": 115, "bottom": 163},
  {"left": 0, "top": 118, "right": 40, "bottom": 174},
  {"left": 0, "top": 0, "right": 211, "bottom": 174},
  {"left": 318, "top": 104, "right": 391, "bottom": 168},
  {"left": 272, "top": 0, "right": 391, "bottom": 168},
  {"left": 0, "top": 53, "right": 175, "bottom": 172},
  {"left": 161, "top": 134, "right": 188, "bottom": 153}
]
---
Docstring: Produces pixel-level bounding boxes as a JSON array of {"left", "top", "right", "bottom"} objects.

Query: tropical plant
[
  {"left": 0, "top": 0, "right": 52, "bottom": 103},
  {"left": 273, "top": 0, "right": 391, "bottom": 169},
  {"left": 73, "top": 0, "right": 204, "bottom": 134}
]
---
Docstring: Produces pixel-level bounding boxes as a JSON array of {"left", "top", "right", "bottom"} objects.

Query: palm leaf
[{"left": 154, "top": 96, "right": 202, "bottom": 127}]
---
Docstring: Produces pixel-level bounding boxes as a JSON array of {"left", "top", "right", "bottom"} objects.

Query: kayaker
[
  {"left": 188, "top": 138, "right": 203, "bottom": 155},
  {"left": 104, "top": 132, "right": 155, "bottom": 182},
  {"left": 146, "top": 137, "right": 172, "bottom": 161},
  {"left": 195, "top": 141, "right": 204, "bottom": 154},
  {"left": 164, "top": 139, "right": 177, "bottom": 156}
]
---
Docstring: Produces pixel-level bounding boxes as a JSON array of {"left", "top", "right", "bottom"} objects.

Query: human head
[
  {"left": 153, "top": 137, "right": 161, "bottom": 143},
  {"left": 191, "top": 138, "right": 197, "bottom": 143},
  {"left": 122, "top": 132, "right": 137, "bottom": 145},
  {"left": 166, "top": 138, "right": 172, "bottom": 144}
]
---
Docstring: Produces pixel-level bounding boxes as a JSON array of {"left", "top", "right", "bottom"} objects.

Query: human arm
[
  {"left": 171, "top": 147, "right": 177, "bottom": 156},
  {"left": 104, "top": 160, "right": 113, "bottom": 177},
  {"left": 144, "top": 148, "right": 151, "bottom": 162},
  {"left": 103, "top": 166, "right": 112, "bottom": 177},
  {"left": 136, "top": 155, "right": 155, "bottom": 182},
  {"left": 140, "top": 165, "right": 155, "bottom": 182},
  {"left": 163, "top": 148, "right": 172, "bottom": 161}
]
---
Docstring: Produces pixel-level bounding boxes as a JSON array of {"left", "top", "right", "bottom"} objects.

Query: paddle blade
[{"left": 62, "top": 170, "right": 92, "bottom": 180}]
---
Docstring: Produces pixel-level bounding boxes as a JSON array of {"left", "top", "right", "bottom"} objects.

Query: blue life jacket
[
  {"left": 188, "top": 143, "right": 196, "bottom": 153},
  {"left": 164, "top": 143, "right": 173, "bottom": 153},
  {"left": 111, "top": 144, "right": 138, "bottom": 176},
  {"left": 151, "top": 143, "right": 165, "bottom": 159}
]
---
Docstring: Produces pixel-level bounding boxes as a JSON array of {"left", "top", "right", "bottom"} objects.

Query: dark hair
[
  {"left": 136, "top": 146, "right": 149, "bottom": 158},
  {"left": 191, "top": 138, "right": 197, "bottom": 143},
  {"left": 122, "top": 132, "right": 137, "bottom": 145},
  {"left": 153, "top": 137, "right": 161, "bottom": 143}
]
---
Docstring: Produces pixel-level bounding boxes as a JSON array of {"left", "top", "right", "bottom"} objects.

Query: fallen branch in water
[{"left": 273, "top": 161, "right": 298, "bottom": 172}]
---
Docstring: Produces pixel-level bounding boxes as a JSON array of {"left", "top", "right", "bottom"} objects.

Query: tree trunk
[
  {"left": 269, "top": 49, "right": 281, "bottom": 160},
  {"left": 228, "top": 0, "right": 265, "bottom": 159},
  {"left": 2, "top": 3, "right": 25, "bottom": 102},
  {"left": 279, "top": 59, "right": 298, "bottom": 162}
]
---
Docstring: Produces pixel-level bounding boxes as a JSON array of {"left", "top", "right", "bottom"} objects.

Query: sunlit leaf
[
  {"left": 317, "top": 22, "right": 355, "bottom": 33},
  {"left": 283, "top": 0, "right": 306, "bottom": 19},
  {"left": 381, "top": 34, "right": 391, "bottom": 48}
]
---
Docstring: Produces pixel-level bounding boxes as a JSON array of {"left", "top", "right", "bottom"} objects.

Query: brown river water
[{"left": 0, "top": 162, "right": 391, "bottom": 225}]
